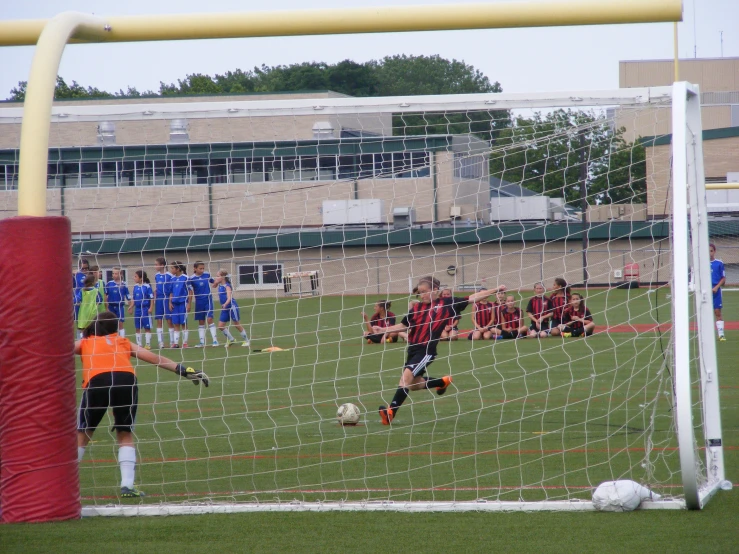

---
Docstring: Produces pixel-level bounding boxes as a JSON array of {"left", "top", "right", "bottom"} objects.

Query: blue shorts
[
  {"left": 219, "top": 304, "right": 240, "bottom": 323},
  {"left": 134, "top": 312, "right": 152, "bottom": 330},
  {"left": 713, "top": 290, "right": 723, "bottom": 310},
  {"left": 170, "top": 302, "right": 187, "bottom": 325},
  {"left": 194, "top": 302, "right": 214, "bottom": 322},
  {"left": 155, "top": 298, "right": 167, "bottom": 321},
  {"left": 109, "top": 304, "right": 125, "bottom": 323}
]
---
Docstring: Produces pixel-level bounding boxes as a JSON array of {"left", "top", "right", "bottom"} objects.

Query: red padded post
[{"left": 0, "top": 216, "right": 80, "bottom": 522}]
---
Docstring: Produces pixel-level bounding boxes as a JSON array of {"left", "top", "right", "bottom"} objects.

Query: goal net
[{"left": 0, "top": 85, "right": 726, "bottom": 514}]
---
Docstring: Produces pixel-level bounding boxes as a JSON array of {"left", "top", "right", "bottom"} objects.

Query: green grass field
[{"left": 2, "top": 288, "right": 737, "bottom": 552}]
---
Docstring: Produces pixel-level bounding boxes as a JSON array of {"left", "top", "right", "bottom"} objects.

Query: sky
[{"left": 1, "top": 0, "right": 738, "bottom": 99}]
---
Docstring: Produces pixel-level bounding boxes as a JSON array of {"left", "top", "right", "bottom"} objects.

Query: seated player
[
  {"left": 500, "top": 295, "right": 528, "bottom": 339},
  {"left": 76, "top": 311, "right": 208, "bottom": 498},
  {"left": 526, "top": 282, "right": 553, "bottom": 338},
  {"left": 190, "top": 261, "right": 219, "bottom": 347},
  {"left": 491, "top": 288, "right": 507, "bottom": 338},
  {"left": 557, "top": 293, "right": 595, "bottom": 337},
  {"left": 439, "top": 288, "right": 461, "bottom": 341},
  {"left": 362, "top": 300, "right": 398, "bottom": 343},
  {"left": 710, "top": 243, "right": 727, "bottom": 341},
  {"left": 469, "top": 294, "right": 496, "bottom": 340},
  {"left": 106, "top": 267, "right": 131, "bottom": 338},
  {"left": 548, "top": 277, "right": 572, "bottom": 338},
  {"left": 376, "top": 276, "right": 506, "bottom": 424},
  {"left": 128, "top": 270, "right": 154, "bottom": 349},
  {"left": 212, "top": 269, "right": 250, "bottom": 347}
]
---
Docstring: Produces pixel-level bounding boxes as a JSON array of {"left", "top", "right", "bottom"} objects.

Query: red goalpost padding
[{"left": 0, "top": 216, "right": 80, "bottom": 523}]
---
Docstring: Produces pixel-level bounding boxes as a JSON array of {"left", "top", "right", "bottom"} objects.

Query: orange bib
[{"left": 80, "top": 334, "right": 135, "bottom": 388}]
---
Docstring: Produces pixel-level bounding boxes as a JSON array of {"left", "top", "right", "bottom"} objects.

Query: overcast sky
[{"left": 1, "top": 0, "right": 738, "bottom": 99}]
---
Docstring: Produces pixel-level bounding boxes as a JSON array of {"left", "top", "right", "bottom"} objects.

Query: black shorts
[
  {"left": 404, "top": 346, "right": 437, "bottom": 377},
  {"left": 529, "top": 320, "right": 552, "bottom": 333},
  {"left": 366, "top": 333, "right": 385, "bottom": 344},
  {"left": 78, "top": 372, "right": 138, "bottom": 433}
]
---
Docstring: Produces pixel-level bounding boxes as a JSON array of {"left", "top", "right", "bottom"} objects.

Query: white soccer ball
[
  {"left": 592, "top": 480, "right": 661, "bottom": 512},
  {"left": 336, "top": 403, "right": 361, "bottom": 426}
]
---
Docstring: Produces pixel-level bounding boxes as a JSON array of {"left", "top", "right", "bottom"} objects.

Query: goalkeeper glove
[{"left": 176, "top": 364, "right": 209, "bottom": 387}]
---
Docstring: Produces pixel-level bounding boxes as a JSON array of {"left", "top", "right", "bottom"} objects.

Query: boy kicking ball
[{"left": 377, "top": 276, "right": 505, "bottom": 425}]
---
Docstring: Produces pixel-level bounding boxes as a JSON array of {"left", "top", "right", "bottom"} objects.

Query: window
[
  {"left": 237, "top": 263, "right": 284, "bottom": 289},
  {"left": 454, "top": 153, "right": 484, "bottom": 179}
]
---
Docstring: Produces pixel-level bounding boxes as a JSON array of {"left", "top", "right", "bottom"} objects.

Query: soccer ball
[{"left": 336, "top": 403, "right": 361, "bottom": 426}]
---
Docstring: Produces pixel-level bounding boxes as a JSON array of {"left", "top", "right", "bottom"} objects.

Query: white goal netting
[{"left": 0, "top": 87, "right": 725, "bottom": 513}]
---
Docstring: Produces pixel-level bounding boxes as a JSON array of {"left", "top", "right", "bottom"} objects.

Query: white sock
[
  {"left": 145, "top": 332, "right": 151, "bottom": 346},
  {"left": 183, "top": 330, "right": 189, "bottom": 344},
  {"left": 168, "top": 328, "right": 174, "bottom": 345},
  {"left": 157, "top": 328, "right": 164, "bottom": 345},
  {"left": 198, "top": 325, "right": 206, "bottom": 344},
  {"left": 78, "top": 446, "right": 86, "bottom": 462},
  {"left": 240, "top": 330, "right": 249, "bottom": 341},
  {"left": 118, "top": 446, "right": 136, "bottom": 489},
  {"left": 174, "top": 330, "right": 181, "bottom": 345},
  {"left": 135, "top": 333, "right": 142, "bottom": 346},
  {"left": 716, "top": 320, "right": 725, "bottom": 337},
  {"left": 222, "top": 328, "right": 235, "bottom": 341},
  {"left": 119, "top": 328, "right": 126, "bottom": 338},
  {"left": 78, "top": 331, "right": 84, "bottom": 339},
  {"left": 209, "top": 324, "right": 218, "bottom": 342}
]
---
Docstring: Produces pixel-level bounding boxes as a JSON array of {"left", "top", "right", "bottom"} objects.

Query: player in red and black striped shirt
[
  {"left": 548, "top": 277, "right": 572, "bottom": 338},
  {"left": 558, "top": 293, "right": 595, "bottom": 337},
  {"left": 470, "top": 296, "right": 496, "bottom": 340},
  {"left": 526, "top": 282, "right": 553, "bottom": 338},
  {"left": 500, "top": 295, "right": 528, "bottom": 339},
  {"left": 440, "top": 288, "right": 461, "bottom": 341},
  {"left": 362, "top": 301, "right": 398, "bottom": 343},
  {"left": 491, "top": 289, "right": 507, "bottom": 335},
  {"left": 377, "top": 276, "right": 506, "bottom": 424}
]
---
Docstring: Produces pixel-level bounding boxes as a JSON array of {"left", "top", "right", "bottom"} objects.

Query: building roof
[
  {"left": 639, "top": 125, "right": 739, "bottom": 147},
  {"left": 489, "top": 176, "right": 538, "bottom": 197}
]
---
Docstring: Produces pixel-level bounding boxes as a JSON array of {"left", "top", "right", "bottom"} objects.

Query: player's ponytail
[
  {"left": 83, "top": 311, "right": 119, "bottom": 338},
  {"left": 554, "top": 277, "right": 571, "bottom": 297},
  {"left": 136, "top": 270, "right": 150, "bottom": 284}
]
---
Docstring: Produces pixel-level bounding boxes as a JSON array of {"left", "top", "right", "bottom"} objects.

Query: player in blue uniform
[
  {"left": 168, "top": 261, "right": 191, "bottom": 348},
  {"left": 710, "top": 243, "right": 727, "bottom": 341},
  {"left": 106, "top": 267, "right": 131, "bottom": 338},
  {"left": 190, "top": 261, "right": 219, "bottom": 347},
  {"left": 154, "top": 257, "right": 174, "bottom": 348},
  {"left": 128, "top": 270, "right": 154, "bottom": 349},
  {"left": 212, "top": 269, "right": 250, "bottom": 347},
  {"left": 73, "top": 258, "right": 90, "bottom": 321}
]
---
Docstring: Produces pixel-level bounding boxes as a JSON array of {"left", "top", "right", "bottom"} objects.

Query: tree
[
  {"left": 8, "top": 77, "right": 114, "bottom": 101},
  {"left": 489, "top": 109, "right": 646, "bottom": 205}
]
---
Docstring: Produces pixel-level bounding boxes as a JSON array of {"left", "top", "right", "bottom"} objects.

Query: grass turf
[{"left": 1, "top": 288, "right": 736, "bottom": 550}]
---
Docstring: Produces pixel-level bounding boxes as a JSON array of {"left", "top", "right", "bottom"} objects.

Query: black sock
[
  {"left": 389, "top": 387, "right": 409, "bottom": 413},
  {"left": 572, "top": 329, "right": 583, "bottom": 337},
  {"left": 425, "top": 377, "right": 445, "bottom": 388}
]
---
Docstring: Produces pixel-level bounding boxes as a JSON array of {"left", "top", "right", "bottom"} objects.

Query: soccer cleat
[
  {"left": 211, "top": 341, "right": 220, "bottom": 347},
  {"left": 719, "top": 336, "right": 726, "bottom": 342},
  {"left": 242, "top": 341, "right": 250, "bottom": 347},
  {"left": 436, "top": 375, "right": 453, "bottom": 396},
  {"left": 182, "top": 343, "right": 188, "bottom": 349},
  {"left": 144, "top": 345, "right": 151, "bottom": 350},
  {"left": 367, "top": 339, "right": 373, "bottom": 345},
  {"left": 194, "top": 343, "right": 205, "bottom": 348},
  {"left": 562, "top": 332, "right": 572, "bottom": 338},
  {"left": 120, "top": 487, "right": 145, "bottom": 498},
  {"left": 379, "top": 405, "right": 394, "bottom": 425},
  {"left": 225, "top": 339, "right": 237, "bottom": 347}
]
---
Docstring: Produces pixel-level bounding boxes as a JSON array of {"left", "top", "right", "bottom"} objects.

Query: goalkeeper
[{"left": 75, "top": 311, "right": 209, "bottom": 498}]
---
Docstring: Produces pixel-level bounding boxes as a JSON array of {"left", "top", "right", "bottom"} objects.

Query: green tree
[
  {"left": 8, "top": 77, "right": 114, "bottom": 101},
  {"left": 489, "top": 109, "right": 646, "bottom": 205}
]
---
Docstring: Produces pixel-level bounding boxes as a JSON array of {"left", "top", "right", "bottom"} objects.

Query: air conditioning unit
[
  {"left": 613, "top": 269, "right": 623, "bottom": 279},
  {"left": 450, "top": 206, "right": 462, "bottom": 220}
]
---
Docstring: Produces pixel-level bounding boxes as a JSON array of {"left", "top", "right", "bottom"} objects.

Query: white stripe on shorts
[{"left": 411, "top": 354, "right": 433, "bottom": 377}]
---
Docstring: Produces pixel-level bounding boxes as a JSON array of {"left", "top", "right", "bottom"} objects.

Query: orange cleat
[
  {"left": 436, "top": 375, "right": 453, "bottom": 396},
  {"left": 379, "top": 405, "right": 394, "bottom": 425}
]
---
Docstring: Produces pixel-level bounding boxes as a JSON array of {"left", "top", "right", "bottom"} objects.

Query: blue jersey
[
  {"left": 711, "top": 259, "right": 725, "bottom": 287},
  {"left": 106, "top": 280, "right": 130, "bottom": 305},
  {"left": 155, "top": 272, "right": 168, "bottom": 299},
  {"left": 170, "top": 274, "right": 190, "bottom": 305},
  {"left": 74, "top": 271, "right": 86, "bottom": 303},
  {"left": 133, "top": 283, "right": 154, "bottom": 313},
  {"left": 189, "top": 273, "right": 213, "bottom": 308},
  {"left": 218, "top": 282, "right": 237, "bottom": 308}
]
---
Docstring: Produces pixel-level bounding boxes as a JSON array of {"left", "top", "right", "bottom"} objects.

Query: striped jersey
[
  {"left": 526, "top": 296, "right": 551, "bottom": 320},
  {"left": 500, "top": 307, "right": 523, "bottom": 329},
  {"left": 370, "top": 311, "right": 396, "bottom": 328},
  {"left": 548, "top": 293, "right": 570, "bottom": 321},
  {"left": 401, "top": 296, "right": 470, "bottom": 354},
  {"left": 562, "top": 305, "right": 593, "bottom": 331},
  {"left": 472, "top": 301, "right": 494, "bottom": 328}
]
